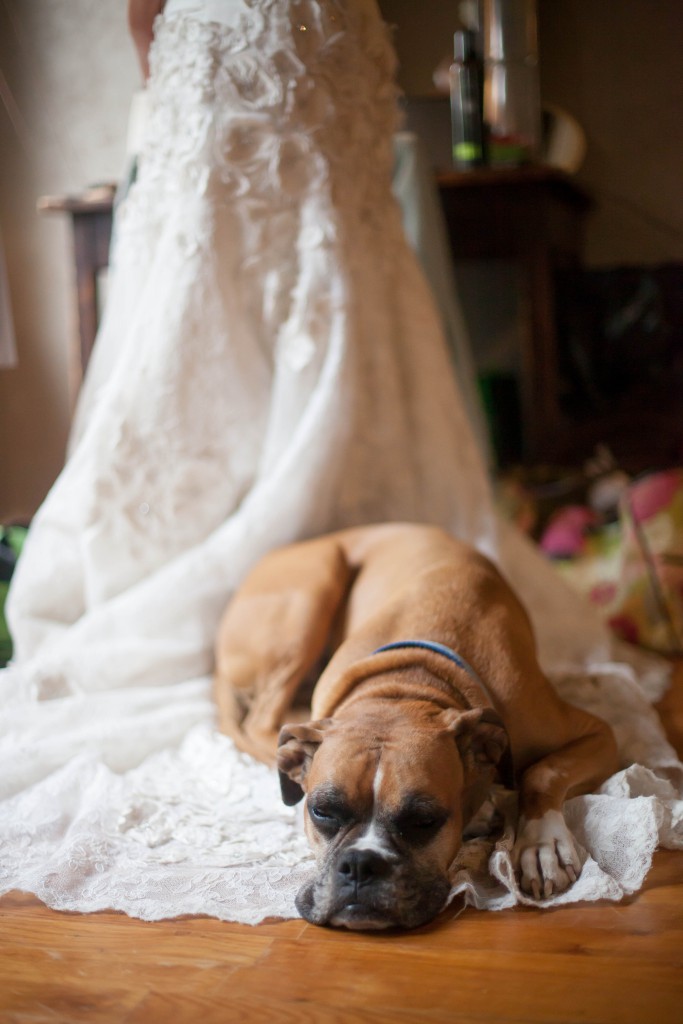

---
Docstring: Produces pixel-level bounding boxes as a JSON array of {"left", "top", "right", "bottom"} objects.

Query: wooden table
[
  {"left": 437, "top": 165, "right": 593, "bottom": 462},
  {"left": 38, "top": 186, "right": 117, "bottom": 385}
]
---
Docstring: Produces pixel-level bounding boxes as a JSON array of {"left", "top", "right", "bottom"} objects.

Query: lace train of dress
[{"left": 1, "top": 0, "right": 681, "bottom": 922}]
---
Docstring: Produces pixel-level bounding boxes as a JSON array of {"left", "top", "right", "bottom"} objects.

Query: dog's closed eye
[
  {"left": 308, "top": 793, "right": 353, "bottom": 833},
  {"left": 390, "top": 800, "right": 448, "bottom": 845},
  {"left": 395, "top": 815, "right": 445, "bottom": 842}
]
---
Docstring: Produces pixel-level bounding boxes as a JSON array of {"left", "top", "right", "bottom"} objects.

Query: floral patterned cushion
[{"left": 542, "top": 469, "right": 683, "bottom": 654}]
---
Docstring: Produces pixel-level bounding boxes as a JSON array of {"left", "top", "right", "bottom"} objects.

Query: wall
[
  {"left": 0, "top": 0, "right": 137, "bottom": 521},
  {"left": 378, "top": 0, "right": 459, "bottom": 96},
  {"left": 538, "top": 0, "right": 683, "bottom": 266}
]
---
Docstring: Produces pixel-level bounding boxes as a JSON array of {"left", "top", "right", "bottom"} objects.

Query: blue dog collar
[
  {"left": 372, "top": 640, "right": 487, "bottom": 694},
  {"left": 373, "top": 639, "right": 513, "bottom": 787}
]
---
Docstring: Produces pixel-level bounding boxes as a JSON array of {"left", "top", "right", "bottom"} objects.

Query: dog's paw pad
[{"left": 512, "top": 810, "right": 583, "bottom": 900}]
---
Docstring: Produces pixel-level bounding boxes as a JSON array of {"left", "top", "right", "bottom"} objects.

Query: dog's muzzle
[
  {"left": 294, "top": 842, "right": 452, "bottom": 931},
  {"left": 329, "top": 847, "right": 394, "bottom": 929}
]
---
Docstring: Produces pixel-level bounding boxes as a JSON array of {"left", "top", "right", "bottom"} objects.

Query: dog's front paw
[{"left": 512, "top": 810, "right": 583, "bottom": 900}]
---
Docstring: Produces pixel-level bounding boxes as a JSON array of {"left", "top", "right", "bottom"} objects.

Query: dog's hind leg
[{"left": 213, "top": 536, "right": 355, "bottom": 764}]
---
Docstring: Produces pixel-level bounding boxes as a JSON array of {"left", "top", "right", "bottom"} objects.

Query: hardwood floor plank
[
  {"left": 123, "top": 993, "right": 432, "bottom": 1024},
  {"left": 204, "top": 929, "right": 681, "bottom": 1023}
]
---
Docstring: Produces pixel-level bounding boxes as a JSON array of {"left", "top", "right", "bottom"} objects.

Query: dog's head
[{"left": 277, "top": 702, "right": 509, "bottom": 930}]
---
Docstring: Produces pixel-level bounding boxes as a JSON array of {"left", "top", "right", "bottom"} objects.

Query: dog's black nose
[{"left": 337, "top": 848, "right": 390, "bottom": 887}]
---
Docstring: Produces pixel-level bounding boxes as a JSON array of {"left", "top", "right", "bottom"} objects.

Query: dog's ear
[
  {"left": 442, "top": 707, "right": 514, "bottom": 787},
  {"left": 276, "top": 719, "right": 333, "bottom": 806}
]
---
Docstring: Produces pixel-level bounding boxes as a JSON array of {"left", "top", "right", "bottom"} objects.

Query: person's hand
[{"left": 128, "top": 0, "right": 167, "bottom": 81}]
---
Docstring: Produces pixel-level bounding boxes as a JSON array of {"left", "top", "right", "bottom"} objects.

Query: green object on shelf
[
  {"left": 477, "top": 371, "right": 522, "bottom": 467},
  {"left": 0, "top": 583, "right": 10, "bottom": 666},
  {"left": 0, "top": 525, "right": 28, "bottom": 667}
]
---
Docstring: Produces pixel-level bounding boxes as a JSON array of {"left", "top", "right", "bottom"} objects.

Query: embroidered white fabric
[
  {"left": 1, "top": 665, "right": 681, "bottom": 924},
  {"left": 1, "top": 0, "right": 681, "bottom": 924}
]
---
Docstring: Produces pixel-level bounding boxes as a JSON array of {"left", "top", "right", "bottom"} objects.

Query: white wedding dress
[{"left": 1, "top": 0, "right": 681, "bottom": 923}]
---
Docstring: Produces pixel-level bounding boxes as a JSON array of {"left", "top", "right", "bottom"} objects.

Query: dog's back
[{"left": 213, "top": 522, "right": 530, "bottom": 761}]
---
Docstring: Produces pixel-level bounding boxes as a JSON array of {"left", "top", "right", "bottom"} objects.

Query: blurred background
[{"left": 1, "top": 0, "right": 682, "bottom": 523}]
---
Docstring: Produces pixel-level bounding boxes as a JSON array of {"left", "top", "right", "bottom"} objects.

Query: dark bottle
[{"left": 449, "top": 29, "right": 485, "bottom": 170}]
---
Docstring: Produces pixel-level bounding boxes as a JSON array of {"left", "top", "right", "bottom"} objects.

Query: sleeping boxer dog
[{"left": 213, "top": 523, "right": 618, "bottom": 930}]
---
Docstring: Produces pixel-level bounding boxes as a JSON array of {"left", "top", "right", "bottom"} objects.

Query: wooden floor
[{"left": 3, "top": 668, "right": 683, "bottom": 1024}]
